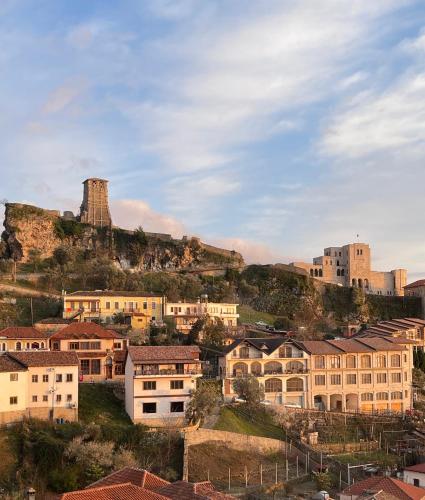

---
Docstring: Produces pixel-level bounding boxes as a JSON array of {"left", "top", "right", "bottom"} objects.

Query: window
[
  {"left": 52, "top": 341, "right": 60, "bottom": 351},
  {"left": 90, "top": 342, "right": 101, "bottom": 350},
  {"left": 43, "top": 375, "right": 48, "bottom": 383},
  {"left": 330, "top": 374, "right": 341, "bottom": 385},
  {"left": 152, "top": 302, "right": 156, "bottom": 310},
  {"left": 81, "top": 359, "right": 90, "bottom": 375},
  {"left": 143, "top": 381, "right": 156, "bottom": 390},
  {"left": 170, "top": 402, "right": 184, "bottom": 413},
  {"left": 43, "top": 395, "right": 48, "bottom": 402},
  {"left": 32, "top": 375, "right": 38, "bottom": 383},
  {"left": 361, "top": 393, "right": 373, "bottom": 401},
  {"left": 287, "top": 377, "right": 303, "bottom": 392},
  {"left": 171, "top": 380, "right": 184, "bottom": 390},
  {"left": 239, "top": 347, "right": 249, "bottom": 358},
  {"left": 346, "top": 374, "right": 356, "bottom": 385},
  {"left": 16, "top": 342, "right": 22, "bottom": 351},
  {"left": 56, "top": 374, "right": 62, "bottom": 383},
  {"left": 315, "top": 356, "right": 325, "bottom": 369},
  {"left": 265, "top": 378, "right": 283, "bottom": 393},
  {"left": 391, "top": 373, "right": 401, "bottom": 383},
  {"left": 346, "top": 355, "right": 356, "bottom": 368},
  {"left": 361, "top": 373, "right": 372, "bottom": 384},
  {"left": 315, "top": 375, "right": 326, "bottom": 385},
  {"left": 66, "top": 374, "right": 73, "bottom": 382},
  {"left": 91, "top": 359, "right": 101, "bottom": 374},
  {"left": 361, "top": 355, "right": 371, "bottom": 368},
  {"left": 330, "top": 356, "right": 340, "bottom": 369},
  {"left": 376, "top": 355, "right": 386, "bottom": 368},
  {"left": 376, "top": 392, "right": 389, "bottom": 400},
  {"left": 114, "top": 342, "right": 122, "bottom": 349},
  {"left": 404, "top": 372, "right": 407, "bottom": 381},
  {"left": 391, "top": 391, "right": 402, "bottom": 400},
  {"left": 143, "top": 402, "right": 156, "bottom": 413},
  {"left": 56, "top": 394, "right": 62, "bottom": 402},
  {"left": 10, "top": 373, "right": 18, "bottom": 382},
  {"left": 143, "top": 302, "right": 148, "bottom": 310},
  {"left": 114, "top": 302, "right": 119, "bottom": 310},
  {"left": 10, "top": 397, "right": 18, "bottom": 405},
  {"left": 69, "top": 342, "right": 79, "bottom": 350},
  {"left": 32, "top": 395, "right": 37, "bottom": 402},
  {"left": 106, "top": 301, "right": 110, "bottom": 309},
  {"left": 67, "top": 394, "right": 72, "bottom": 402},
  {"left": 414, "top": 479, "right": 420, "bottom": 487},
  {"left": 279, "top": 346, "right": 292, "bottom": 358},
  {"left": 390, "top": 354, "right": 401, "bottom": 368},
  {"left": 376, "top": 373, "right": 387, "bottom": 384}
]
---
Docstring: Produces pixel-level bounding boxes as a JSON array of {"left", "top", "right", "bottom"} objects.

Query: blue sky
[{"left": 1, "top": 0, "right": 425, "bottom": 279}]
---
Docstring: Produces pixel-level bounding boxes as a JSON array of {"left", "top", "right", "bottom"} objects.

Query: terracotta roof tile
[
  {"left": 0, "top": 327, "right": 47, "bottom": 339},
  {"left": 87, "top": 467, "right": 170, "bottom": 491},
  {"left": 405, "top": 463, "right": 425, "bottom": 473},
  {"left": 8, "top": 351, "right": 79, "bottom": 367},
  {"left": 0, "top": 354, "right": 27, "bottom": 372},
  {"left": 51, "top": 322, "right": 124, "bottom": 340},
  {"left": 405, "top": 280, "right": 425, "bottom": 289},
  {"left": 342, "top": 476, "right": 425, "bottom": 500},
  {"left": 35, "top": 318, "right": 72, "bottom": 325},
  {"left": 60, "top": 482, "right": 169, "bottom": 500},
  {"left": 67, "top": 290, "right": 163, "bottom": 298},
  {"left": 158, "top": 481, "right": 235, "bottom": 499},
  {"left": 128, "top": 346, "right": 200, "bottom": 363}
]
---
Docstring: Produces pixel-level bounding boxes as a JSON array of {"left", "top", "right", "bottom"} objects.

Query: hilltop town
[{"left": 0, "top": 180, "right": 425, "bottom": 499}]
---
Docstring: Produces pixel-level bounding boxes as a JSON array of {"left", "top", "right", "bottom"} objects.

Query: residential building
[
  {"left": 0, "top": 351, "right": 79, "bottom": 425},
  {"left": 50, "top": 322, "right": 127, "bottom": 381},
  {"left": 165, "top": 298, "right": 239, "bottom": 334},
  {"left": 340, "top": 476, "right": 425, "bottom": 500},
  {"left": 55, "top": 466, "right": 234, "bottom": 499},
  {"left": 355, "top": 318, "right": 425, "bottom": 350},
  {"left": 220, "top": 337, "right": 413, "bottom": 413},
  {"left": 405, "top": 280, "right": 425, "bottom": 318},
  {"left": 404, "top": 463, "right": 425, "bottom": 489},
  {"left": 0, "top": 327, "right": 49, "bottom": 352},
  {"left": 125, "top": 346, "right": 202, "bottom": 426},
  {"left": 290, "top": 242, "right": 407, "bottom": 296},
  {"left": 62, "top": 290, "right": 165, "bottom": 328}
]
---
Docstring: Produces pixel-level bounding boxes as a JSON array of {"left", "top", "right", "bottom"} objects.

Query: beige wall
[
  {"left": 0, "top": 338, "right": 48, "bottom": 352},
  {"left": 166, "top": 301, "right": 239, "bottom": 332},
  {"left": 0, "top": 370, "right": 27, "bottom": 416}
]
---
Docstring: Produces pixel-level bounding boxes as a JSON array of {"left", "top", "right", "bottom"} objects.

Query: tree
[
  {"left": 53, "top": 246, "right": 71, "bottom": 268},
  {"left": 27, "top": 248, "right": 42, "bottom": 272},
  {"left": 314, "top": 471, "right": 333, "bottom": 491},
  {"left": 185, "top": 379, "right": 221, "bottom": 425},
  {"left": 232, "top": 375, "right": 264, "bottom": 408},
  {"left": 202, "top": 318, "right": 226, "bottom": 348},
  {"left": 187, "top": 318, "right": 205, "bottom": 345}
]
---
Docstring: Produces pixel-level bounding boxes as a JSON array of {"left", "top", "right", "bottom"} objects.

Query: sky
[{"left": 1, "top": 0, "right": 425, "bottom": 279}]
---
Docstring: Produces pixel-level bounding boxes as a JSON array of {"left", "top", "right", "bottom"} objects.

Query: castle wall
[{"left": 79, "top": 178, "right": 112, "bottom": 227}]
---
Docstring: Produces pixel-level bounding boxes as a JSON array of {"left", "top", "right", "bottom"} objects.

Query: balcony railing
[
  {"left": 232, "top": 368, "right": 309, "bottom": 377},
  {"left": 231, "top": 354, "right": 263, "bottom": 359},
  {"left": 134, "top": 369, "right": 202, "bottom": 376}
]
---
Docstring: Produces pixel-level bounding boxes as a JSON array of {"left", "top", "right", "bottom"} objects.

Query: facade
[
  {"left": 404, "top": 463, "right": 425, "bottom": 489},
  {"left": 79, "top": 178, "right": 112, "bottom": 227},
  {"left": 340, "top": 476, "right": 425, "bottom": 500},
  {"left": 125, "top": 346, "right": 202, "bottom": 426},
  {"left": 0, "top": 351, "right": 79, "bottom": 425},
  {"left": 220, "top": 337, "right": 414, "bottom": 413},
  {"left": 290, "top": 242, "right": 407, "bottom": 296},
  {"left": 405, "top": 280, "right": 425, "bottom": 319},
  {"left": 355, "top": 318, "right": 425, "bottom": 350},
  {"left": 63, "top": 290, "right": 164, "bottom": 328},
  {"left": 165, "top": 299, "right": 239, "bottom": 334},
  {"left": 50, "top": 322, "right": 127, "bottom": 382},
  {"left": 0, "top": 327, "right": 49, "bottom": 352}
]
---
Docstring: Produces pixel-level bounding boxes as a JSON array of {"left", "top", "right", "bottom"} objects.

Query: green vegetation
[
  {"left": 238, "top": 304, "right": 278, "bottom": 324},
  {"left": 214, "top": 406, "right": 285, "bottom": 440},
  {"left": 79, "top": 384, "right": 132, "bottom": 426},
  {"left": 8, "top": 203, "right": 46, "bottom": 220},
  {"left": 54, "top": 219, "right": 90, "bottom": 240},
  {"left": 335, "top": 450, "right": 398, "bottom": 467}
]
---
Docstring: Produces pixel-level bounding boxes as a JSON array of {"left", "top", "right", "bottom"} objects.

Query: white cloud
[{"left": 42, "top": 78, "right": 88, "bottom": 114}]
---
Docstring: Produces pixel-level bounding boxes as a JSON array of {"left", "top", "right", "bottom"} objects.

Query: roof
[
  {"left": 65, "top": 291, "right": 163, "bottom": 298},
  {"left": 405, "top": 280, "right": 425, "bottom": 289},
  {"left": 342, "top": 476, "right": 425, "bottom": 500},
  {"left": 0, "top": 354, "right": 27, "bottom": 373},
  {"left": 87, "top": 467, "right": 169, "bottom": 491},
  {"left": 297, "top": 338, "right": 405, "bottom": 355},
  {"left": 35, "top": 318, "right": 72, "bottom": 325},
  {"left": 51, "top": 322, "right": 124, "bottom": 340},
  {"left": 158, "top": 481, "right": 234, "bottom": 499},
  {"left": 0, "top": 327, "right": 47, "bottom": 339},
  {"left": 222, "top": 337, "right": 286, "bottom": 355},
  {"left": 59, "top": 482, "right": 169, "bottom": 500},
  {"left": 128, "top": 346, "right": 200, "bottom": 363},
  {"left": 405, "top": 463, "right": 425, "bottom": 473},
  {"left": 7, "top": 351, "right": 79, "bottom": 367}
]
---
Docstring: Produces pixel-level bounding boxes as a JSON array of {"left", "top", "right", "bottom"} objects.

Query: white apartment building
[
  {"left": 0, "top": 351, "right": 79, "bottom": 425},
  {"left": 125, "top": 346, "right": 202, "bottom": 426}
]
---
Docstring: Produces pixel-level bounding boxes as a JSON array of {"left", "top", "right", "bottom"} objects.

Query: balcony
[
  {"left": 134, "top": 369, "right": 202, "bottom": 377},
  {"left": 232, "top": 368, "right": 309, "bottom": 377},
  {"left": 231, "top": 354, "right": 263, "bottom": 359}
]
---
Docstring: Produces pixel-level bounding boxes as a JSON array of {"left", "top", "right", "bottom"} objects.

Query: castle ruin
[{"left": 79, "top": 178, "right": 112, "bottom": 227}]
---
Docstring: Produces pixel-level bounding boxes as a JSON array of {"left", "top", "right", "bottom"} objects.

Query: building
[
  {"left": 79, "top": 178, "right": 112, "bottom": 227},
  {"left": 355, "top": 318, "right": 425, "bottom": 350},
  {"left": 62, "top": 291, "right": 165, "bottom": 328},
  {"left": 33, "top": 318, "right": 72, "bottom": 335},
  {"left": 0, "top": 327, "right": 49, "bottom": 352},
  {"left": 290, "top": 242, "right": 407, "bottom": 296},
  {"left": 404, "top": 463, "right": 425, "bottom": 489},
  {"left": 125, "top": 346, "right": 202, "bottom": 426},
  {"left": 50, "top": 322, "right": 127, "bottom": 381},
  {"left": 219, "top": 337, "right": 414, "bottom": 413},
  {"left": 405, "top": 281, "right": 425, "bottom": 318},
  {"left": 340, "top": 476, "right": 425, "bottom": 500},
  {"left": 165, "top": 298, "right": 239, "bottom": 334},
  {"left": 54, "top": 466, "right": 234, "bottom": 499},
  {"left": 0, "top": 351, "right": 79, "bottom": 425}
]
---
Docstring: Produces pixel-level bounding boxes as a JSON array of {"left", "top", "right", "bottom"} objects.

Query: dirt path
[{"left": 0, "top": 282, "right": 60, "bottom": 299}]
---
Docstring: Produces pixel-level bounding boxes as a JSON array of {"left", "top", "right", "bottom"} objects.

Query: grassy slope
[
  {"left": 213, "top": 406, "right": 285, "bottom": 440},
  {"left": 238, "top": 305, "right": 278, "bottom": 325},
  {"left": 78, "top": 384, "right": 132, "bottom": 426}
]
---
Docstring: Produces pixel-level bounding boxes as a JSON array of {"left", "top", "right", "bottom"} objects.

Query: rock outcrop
[{"left": 0, "top": 203, "right": 244, "bottom": 271}]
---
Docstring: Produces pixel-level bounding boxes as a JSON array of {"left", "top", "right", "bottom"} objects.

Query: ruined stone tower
[{"left": 79, "top": 178, "right": 112, "bottom": 227}]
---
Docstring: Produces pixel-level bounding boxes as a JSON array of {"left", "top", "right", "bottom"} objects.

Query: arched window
[
  {"left": 239, "top": 347, "right": 249, "bottom": 358},
  {"left": 264, "top": 361, "right": 282, "bottom": 375},
  {"left": 364, "top": 279, "right": 369, "bottom": 289},
  {"left": 330, "top": 356, "right": 340, "bottom": 369},
  {"left": 278, "top": 346, "right": 292, "bottom": 358},
  {"left": 346, "top": 355, "right": 356, "bottom": 368},
  {"left": 1, "top": 343, "right": 5, "bottom": 351},
  {"left": 361, "top": 393, "right": 373, "bottom": 401},
  {"left": 41, "top": 342, "right": 45, "bottom": 349},
  {"left": 361, "top": 355, "right": 371, "bottom": 368},
  {"left": 251, "top": 362, "right": 262, "bottom": 376},
  {"left": 352, "top": 278, "right": 356, "bottom": 287},
  {"left": 286, "top": 361, "right": 304, "bottom": 373},
  {"left": 314, "top": 269, "right": 318, "bottom": 277},
  {"left": 31, "top": 342, "right": 39, "bottom": 349},
  {"left": 310, "top": 269, "right": 314, "bottom": 277},
  {"left": 315, "top": 356, "right": 325, "bottom": 369},
  {"left": 265, "top": 378, "right": 282, "bottom": 393},
  {"left": 318, "top": 269, "right": 323, "bottom": 277},
  {"left": 358, "top": 279, "right": 363, "bottom": 288},
  {"left": 16, "top": 342, "right": 22, "bottom": 351},
  {"left": 341, "top": 269, "right": 345, "bottom": 276},
  {"left": 376, "top": 355, "right": 386, "bottom": 368},
  {"left": 376, "top": 392, "right": 389, "bottom": 400},
  {"left": 391, "top": 354, "right": 401, "bottom": 367},
  {"left": 233, "top": 362, "right": 248, "bottom": 377},
  {"left": 391, "top": 391, "right": 402, "bottom": 400},
  {"left": 287, "top": 377, "right": 303, "bottom": 392}
]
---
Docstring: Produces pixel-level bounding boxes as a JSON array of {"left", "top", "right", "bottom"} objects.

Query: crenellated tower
[{"left": 79, "top": 178, "right": 112, "bottom": 227}]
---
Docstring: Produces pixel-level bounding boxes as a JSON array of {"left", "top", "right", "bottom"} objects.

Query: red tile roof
[
  {"left": 51, "top": 322, "right": 124, "bottom": 340},
  {"left": 158, "top": 480, "right": 234, "bottom": 499},
  {"left": 87, "top": 467, "right": 170, "bottom": 491},
  {"left": 128, "top": 346, "right": 200, "bottom": 363},
  {"left": 59, "top": 482, "right": 169, "bottom": 500},
  {"left": 0, "top": 327, "right": 47, "bottom": 339},
  {"left": 8, "top": 351, "right": 79, "bottom": 367},
  {"left": 342, "top": 476, "right": 425, "bottom": 500},
  {"left": 405, "top": 463, "right": 425, "bottom": 473},
  {"left": 66, "top": 290, "right": 163, "bottom": 297},
  {"left": 405, "top": 280, "right": 425, "bottom": 289},
  {"left": 0, "top": 354, "right": 27, "bottom": 372}
]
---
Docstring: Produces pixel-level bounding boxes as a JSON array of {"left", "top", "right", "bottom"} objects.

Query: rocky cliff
[{"left": 0, "top": 203, "right": 244, "bottom": 271}]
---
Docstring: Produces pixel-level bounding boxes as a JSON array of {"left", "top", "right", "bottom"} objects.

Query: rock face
[{"left": 0, "top": 203, "right": 244, "bottom": 271}]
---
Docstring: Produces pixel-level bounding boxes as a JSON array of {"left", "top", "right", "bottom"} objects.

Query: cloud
[{"left": 42, "top": 78, "right": 88, "bottom": 114}]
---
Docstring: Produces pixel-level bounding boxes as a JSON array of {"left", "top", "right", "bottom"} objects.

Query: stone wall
[{"left": 0, "top": 407, "right": 77, "bottom": 426}]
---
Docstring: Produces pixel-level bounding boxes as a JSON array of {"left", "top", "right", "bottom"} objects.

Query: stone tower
[{"left": 79, "top": 178, "right": 112, "bottom": 227}]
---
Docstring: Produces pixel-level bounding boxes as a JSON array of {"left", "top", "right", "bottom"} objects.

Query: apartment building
[
  {"left": 220, "top": 337, "right": 413, "bottom": 414},
  {"left": 0, "top": 327, "right": 49, "bottom": 352},
  {"left": 62, "top": 290, "right": 165, "bottom": 328},
  {"left": 0, "top": 351, "right": 79, "bottom": 425},
  {"left": 355, "top": 318, "right": 425, "bottom": 349},
  {"left": 125, "top": 345, "right": 202, "bottom": 426},
  {"left": 165, "top": 298, "right": 239, "bottom": 334},
  {"left": 50, "top": 322, "right": 127, "bottom": 381}
]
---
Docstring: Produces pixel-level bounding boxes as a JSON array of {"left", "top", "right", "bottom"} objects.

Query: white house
[
  {"left": 125, "top": 345, "right": 202, "bottom": 426},
  {"left": 404, "top": 463, "right": 425, "bottom": 489}
]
